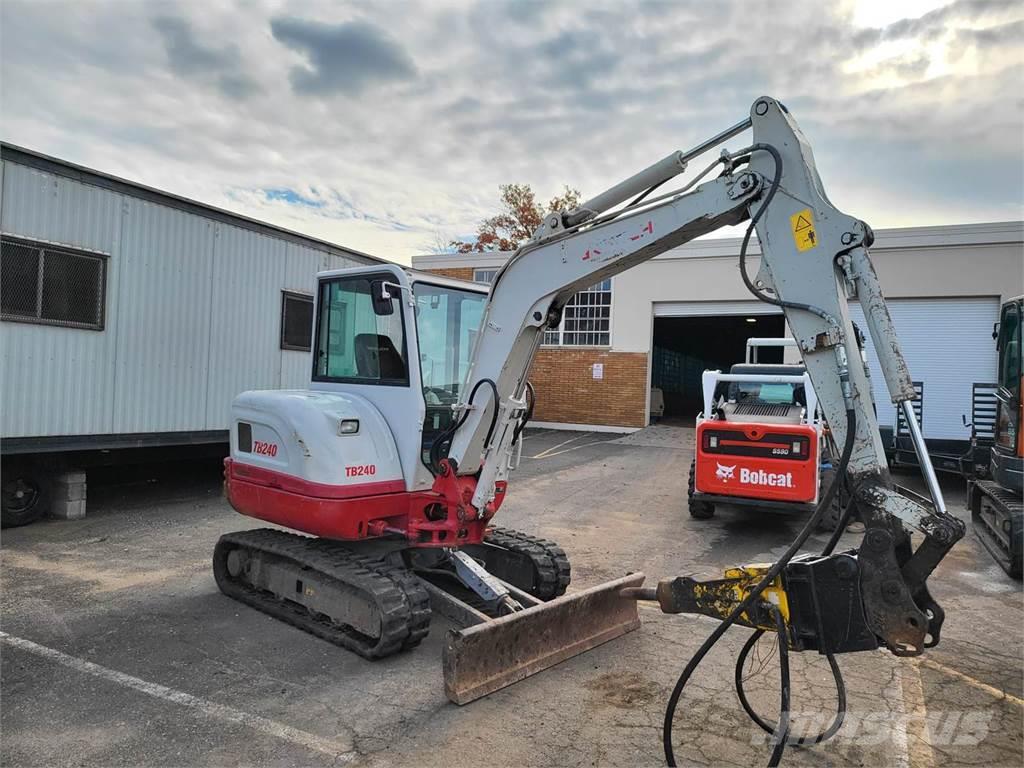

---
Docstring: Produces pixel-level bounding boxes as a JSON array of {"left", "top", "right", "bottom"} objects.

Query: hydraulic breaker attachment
[
  {"left": 440, "top": 572, "right": 643, "bottom": 704},
  {"left": 626, "top": 553, "right": 879, "bottom": 655}
]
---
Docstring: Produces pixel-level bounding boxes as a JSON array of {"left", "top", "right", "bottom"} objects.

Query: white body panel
[
  {"left": 230, "top": 390, "right": 403, "bottom": 487},
  {"left": 0, "top": 157, "right": 374, "bottom": 440}
]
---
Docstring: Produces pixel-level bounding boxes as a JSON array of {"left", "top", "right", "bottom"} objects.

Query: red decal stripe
[{"left": 228, "top": 459, "right": 405, "bottom": 499}]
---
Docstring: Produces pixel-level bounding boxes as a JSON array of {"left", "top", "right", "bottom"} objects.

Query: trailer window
[
  {"left": 313, "top": 276, "right": 408, "bottom": 385},
  {"left": 1, "top": 237, "right": 106, "bottom": 330},
  {"left": 280, "top": 291, "right": 314, "bottom": 351}
]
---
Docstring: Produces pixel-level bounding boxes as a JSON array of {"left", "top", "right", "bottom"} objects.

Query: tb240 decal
[
  {"left": 253, "top": 440, "right": 278, "bottom": 457},
  {"left": 346, "top": 464, "right": 377, "bottom": 478}
]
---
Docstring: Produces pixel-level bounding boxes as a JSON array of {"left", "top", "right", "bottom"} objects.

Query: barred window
[
  {"left": 543, "top": 279, "right": 612, "bottom": 346},
  {"left": 281, "top": 291, "right": 314, "bottom": 351},
  {"left": 1, "top": 237, "right": 106, "bottom": 330},
  {"left": 473, "top": 268, "right": 498, "bottom": 284}
]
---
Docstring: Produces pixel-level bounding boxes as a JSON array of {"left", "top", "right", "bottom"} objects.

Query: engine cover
[
  {"left": 230, "top": 389, "right": 404, "bottom": 493},
  {"left": 695, "top": 420, "right": 819, "bottom": 503}
]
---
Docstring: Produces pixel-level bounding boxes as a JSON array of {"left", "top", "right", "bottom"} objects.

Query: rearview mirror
[{"left": 370, "top": 280, "right": 395, "bottom": 316}]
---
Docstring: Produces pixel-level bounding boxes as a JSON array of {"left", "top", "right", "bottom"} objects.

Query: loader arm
[{"left": 439, "top": 96, "right": 963, "bottom": 657}]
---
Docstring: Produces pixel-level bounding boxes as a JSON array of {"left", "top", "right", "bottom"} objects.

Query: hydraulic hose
[
  {"left": 511, "top": 381, "right": 535, "bottom": 446},
  {"left": 736, "top": 143, "right": 840, "bottom": 330},
  {"left": 735, "top": 627, "right": 847, "bottom": 747},
  {"left": 663, "top": 406, "right": 857, "bottom": 767},
  {"left": 428, "top": 378, "right": 499, "bottom": 475}
]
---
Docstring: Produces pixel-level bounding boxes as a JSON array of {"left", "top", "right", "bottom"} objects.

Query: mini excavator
[{"left": 215, "top": 97, "right": 963, "bottom": 763}]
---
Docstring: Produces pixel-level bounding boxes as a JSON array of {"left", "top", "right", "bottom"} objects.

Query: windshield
[
  {"left": 732, "top": 381, "right": 797, "bottom": 405},
  {"left": 413, "top": 282, "right": 487, "bottom": 404}
]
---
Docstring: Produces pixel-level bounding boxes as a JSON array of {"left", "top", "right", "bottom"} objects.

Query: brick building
[{"left": 413, "top": 221, "right": 1023, "bottom": 443}]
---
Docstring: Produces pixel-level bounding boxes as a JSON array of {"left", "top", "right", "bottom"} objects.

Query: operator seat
[{"left": 355, "top": 334, "right": 406, "bottom": 379}]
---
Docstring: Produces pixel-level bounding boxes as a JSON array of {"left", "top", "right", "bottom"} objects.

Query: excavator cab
[{"left": 302, "top": 264, "right": 491, "bottom": 493}]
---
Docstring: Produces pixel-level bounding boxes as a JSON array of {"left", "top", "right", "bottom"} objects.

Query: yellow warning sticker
[{"left": 790, "top": 208, "right": 817, "bottom": 252}]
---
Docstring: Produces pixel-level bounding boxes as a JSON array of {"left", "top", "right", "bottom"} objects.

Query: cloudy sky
[{"left": 2, "top": 0, "right": 1021, "bottom": 263}]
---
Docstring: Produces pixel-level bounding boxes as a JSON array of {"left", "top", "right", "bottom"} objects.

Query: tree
[{"left": 451, "top": 183, "right": 582, "bottom": 253}]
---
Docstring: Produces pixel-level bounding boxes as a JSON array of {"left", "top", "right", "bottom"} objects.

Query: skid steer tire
[
  {"left": 687, "top": 459, "right": 715, "bottom": 520},
  {"left": 2, "top": 462, "right": 50, "bottom": 529},
  {"left": 815, "top": 466, "right": 846, "bottom": 532}
]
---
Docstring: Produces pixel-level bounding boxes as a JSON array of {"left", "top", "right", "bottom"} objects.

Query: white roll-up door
[{"left": 848, "top": 298, "right": 999, "bottom": 440}]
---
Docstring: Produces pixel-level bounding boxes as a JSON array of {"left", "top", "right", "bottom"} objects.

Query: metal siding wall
[
  {"left": 2, "top": 158, "right": 378, "bottom": 440},
  {"left": 1, "top": 162, "right": 123, "bottom": 436},
  {"left": 114, "top": 200, "right": 215, "bottom": 432},
  {"left": 204, "top": 224, "right": 284, "bottom": 428},
  {"left": 849, "top": 297, "right": 999, "bottom": 440}
]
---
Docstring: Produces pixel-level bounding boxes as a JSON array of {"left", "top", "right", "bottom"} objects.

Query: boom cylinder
[
  {"left": 564, "top": 151, "right": 688, "bottom": 228},
  {"left": 563, "top": 117, "right": 753, "bottom": 228}
]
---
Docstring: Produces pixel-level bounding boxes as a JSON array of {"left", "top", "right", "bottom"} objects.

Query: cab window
[{"left": 313, "top": 276, "right": 408, "bottom": 385}]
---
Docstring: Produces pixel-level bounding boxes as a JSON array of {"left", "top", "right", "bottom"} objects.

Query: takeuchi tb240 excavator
[{"left": 216, "top": 97, "right": 964, "bottom": 764}]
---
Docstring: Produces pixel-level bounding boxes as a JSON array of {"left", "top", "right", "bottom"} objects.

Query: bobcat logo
[{"left": 716, "top": 463, "right": 736, "bottom": 482}]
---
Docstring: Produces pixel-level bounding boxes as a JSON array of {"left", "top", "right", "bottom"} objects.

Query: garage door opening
[{"left": 652, "top": 313, "right": 786, "bottom": 420}]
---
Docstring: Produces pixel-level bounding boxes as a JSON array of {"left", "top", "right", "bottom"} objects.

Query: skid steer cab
[{"left": 687, "top": 339, "right": 844, "bottom": 530}]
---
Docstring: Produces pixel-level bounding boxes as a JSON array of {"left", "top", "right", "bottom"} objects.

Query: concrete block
[
  {"left": 50, "top": 498, "right": 86, "bottom": 520},
  {"left": 57, "top": 470, "right": 87, "bottom": 484},
  {"left": 53, "top": 481, "right": 87, "bottom": 502}
]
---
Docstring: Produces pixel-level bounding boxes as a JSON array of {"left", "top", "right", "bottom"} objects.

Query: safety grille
[
  {"left": 733, "top": 403, "right": 793, "bottom": 418},
  {"left": 970, "top": 382, "right": 998, "bottom": 441},
  {"left": 1, "top": 236, "right": 107, "bottom": 330}
]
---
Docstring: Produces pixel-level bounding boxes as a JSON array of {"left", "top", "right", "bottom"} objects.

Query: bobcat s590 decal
[{"left": 696, "top": 422, "right": 818, "bottom": 503}]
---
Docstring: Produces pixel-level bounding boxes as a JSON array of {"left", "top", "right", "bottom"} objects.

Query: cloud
[
  {"left": 270, "top": 17, "right": 417, "bottom": 96},
  {"left": 0, "top": 0, "right": 1020, "bottom": 263},
  {"left": 263, "top": 188, "right": 325, "bottom": 208},
  {"left": 152, "top": 15, "right": 260, "bottom": 100}
]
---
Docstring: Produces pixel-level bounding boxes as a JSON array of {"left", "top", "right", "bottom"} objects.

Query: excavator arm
[{"left": 438, "top": 95, "right": 964, "bottom": 659}]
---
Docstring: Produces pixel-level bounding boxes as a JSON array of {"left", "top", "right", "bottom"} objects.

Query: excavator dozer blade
[{"left": 443, "top": 572, "right": 644, "bottom": 704}]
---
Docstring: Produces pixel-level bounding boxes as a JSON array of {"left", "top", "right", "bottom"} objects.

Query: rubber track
[
  {"left": 213, "top": 529, "right": 431, "bottom": 659},
  {"left": 483, "top": 526, "right": 571, "bottom": 600}
]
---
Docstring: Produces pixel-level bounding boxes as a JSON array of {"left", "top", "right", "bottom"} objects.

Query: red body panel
[
  {"left": 223, "top": 458, "right": 505, "bottom": 547},
  {"left": 695, "top": 421, "right": 819, "bottom": 503}
]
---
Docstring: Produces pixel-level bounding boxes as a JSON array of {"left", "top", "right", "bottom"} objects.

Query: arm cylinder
[{"left": 849, "top": 246, "right": 916, "bottom": 404}]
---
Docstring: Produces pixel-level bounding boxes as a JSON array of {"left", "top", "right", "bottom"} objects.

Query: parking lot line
[
  {"left": 0, "top": 632, "right": 355, "bottom": 762},
  {"left": 920, "top": 657, "right": 1024, "bottom": 707},
  {"left": 529, "top": 433, "right": 589, "bottom": 459},
  {"left": 899, "top": 660, "right": 936, "bottom": 768}
]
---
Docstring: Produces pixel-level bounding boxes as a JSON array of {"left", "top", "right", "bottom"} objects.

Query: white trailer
[{"left": 0, "top": 143, "right": 383, "bottom": 525}]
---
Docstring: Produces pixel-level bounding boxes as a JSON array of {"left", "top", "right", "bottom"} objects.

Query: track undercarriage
[{"left": 213, "top": 526, "right": 576, "bottom": 659}]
